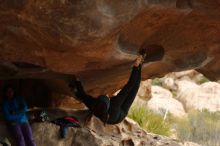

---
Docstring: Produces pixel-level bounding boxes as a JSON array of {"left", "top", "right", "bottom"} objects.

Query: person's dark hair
[{"left": 2, "top": 85, "right": 16, "bottom": 98}]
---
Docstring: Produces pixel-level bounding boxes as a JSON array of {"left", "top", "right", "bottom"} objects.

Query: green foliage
[
  {"left": 168, "top": 110, "right": 220, "bottom": 146},
  {"left": 197, "top": 75, "right": 209, "bottom": 84},
  {"left": 128, "top": 104, "right": 171, "bottom": 136},
  {"left": 151, "top": 78, "right": 163, "bottom": 86},
  {"left": 171, "top": 91, "right": 177, "bottom": 97}
]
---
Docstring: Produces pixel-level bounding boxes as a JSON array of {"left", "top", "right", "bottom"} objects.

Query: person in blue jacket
[{"left": 2, "top": 85, "right": 36, "bottom": 146}]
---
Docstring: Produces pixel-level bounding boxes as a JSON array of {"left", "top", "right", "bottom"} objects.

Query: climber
[
  {"left": 2, "top": 85, "right": 36, "bottom": 146},
  {"left": 69, "top": 46, "right": 165, "bottom": 125}
]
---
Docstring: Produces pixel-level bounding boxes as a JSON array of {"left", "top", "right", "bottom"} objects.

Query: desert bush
[
  {"left": 197, "top": 75, "right": 209, "bottom": 84},
  {"left": 168, "top": 110, "right": 220, "bottom": 146},
  {"left": 151, "top": 78, "right": 163, "bottom": 86},
  {"left": 128, "top": 104, "right": 171, "bottom": 136}
]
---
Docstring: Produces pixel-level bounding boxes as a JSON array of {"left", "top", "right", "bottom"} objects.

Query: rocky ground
[{"left": 0, "top": 108, "right": 197, "bottom": 146}]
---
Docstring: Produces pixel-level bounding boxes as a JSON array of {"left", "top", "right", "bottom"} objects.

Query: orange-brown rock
[{"left": 0, "top": 0, "right": 220, "bottom": 96}]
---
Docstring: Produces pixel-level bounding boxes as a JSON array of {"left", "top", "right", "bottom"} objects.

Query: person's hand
[{"left": 134, "top": 55, "right": 144, "bottom": 67}]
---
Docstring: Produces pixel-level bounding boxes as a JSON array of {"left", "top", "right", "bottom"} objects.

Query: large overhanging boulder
[{"left": 0, "top": 0, "right": 220, "bottom": 96}]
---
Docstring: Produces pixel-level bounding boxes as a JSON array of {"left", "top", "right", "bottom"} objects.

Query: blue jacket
[{"left": 2, "top": 96, "right": 28, "bottom": 124}]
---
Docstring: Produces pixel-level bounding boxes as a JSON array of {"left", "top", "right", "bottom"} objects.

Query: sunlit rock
[
  {"left": 148, "top": 86, "right": 186, "bottom": 117},
  {"left": 177, "top": 81, "right": 220, "bottom": 112}
]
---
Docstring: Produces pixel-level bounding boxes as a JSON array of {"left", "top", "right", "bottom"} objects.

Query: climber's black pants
[
  {"left": 74, "top": 81, "right": 96, "bottom": 110},
  {"left": 74, "top": 65, "right": 141, "bottom": 124},
  {"left": 107, "top": 65, "right": 141, "bottom": 124}
]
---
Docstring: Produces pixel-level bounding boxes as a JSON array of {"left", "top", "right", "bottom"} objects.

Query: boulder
[
  {"left": 162, "top": 77, "right": 177, "bottom": 91},
  {"left": 1, "top": 0, "right": 220, "bottom": 96},
  {"left": 177, "top": 81, "right": 220, "bottom": 112},
  {"left": 148, "top": 86, "right": 186, "bottom": 117},
  {"left": 137, "top": 80, "right": 152, "bottom": 100}
]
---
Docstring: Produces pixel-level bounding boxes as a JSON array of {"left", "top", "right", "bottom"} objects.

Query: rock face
[{"left": 1, "top": 0, "right": 220, "bottom": 96}]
